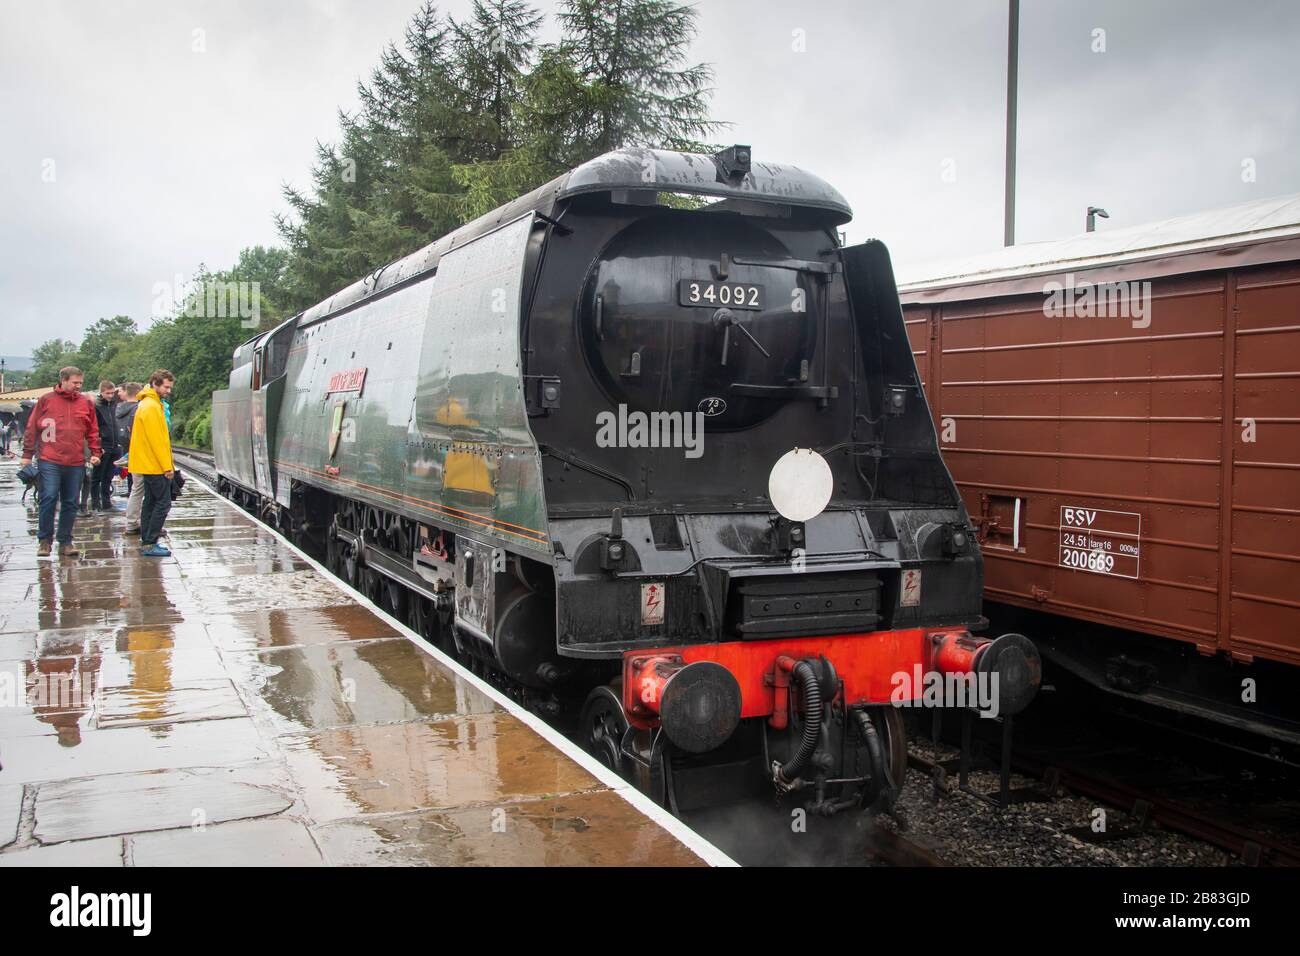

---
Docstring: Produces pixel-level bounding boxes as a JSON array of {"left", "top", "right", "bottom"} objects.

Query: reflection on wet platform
[{"left": 0, "top": 462, "right": 714, "bottom": 867}]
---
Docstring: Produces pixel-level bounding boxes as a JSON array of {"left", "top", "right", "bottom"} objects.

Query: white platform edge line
[{"left": 187, "top": 473, "right": 738, "bottom": 868}]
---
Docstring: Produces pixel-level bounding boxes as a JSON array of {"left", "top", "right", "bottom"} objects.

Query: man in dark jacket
[
  {"left": 20, "top": 366, "right": 102, "bottom": 558},
  {"left": 92, "top": 380, "right": 121, "bottom": 510},
  {"left": 116, "top": 382, "right": 143, "bottom": 529}
]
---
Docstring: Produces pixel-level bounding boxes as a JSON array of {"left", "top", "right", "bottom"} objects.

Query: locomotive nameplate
[
  {"left": 679, "top": 279, "right": 765, "bottom": 310},
  {"left": 1058, "top": 506, "right": 1141, "bottom": 579},
  {"left": 325, "top": 366, "right": 367, "bottom": 395}
]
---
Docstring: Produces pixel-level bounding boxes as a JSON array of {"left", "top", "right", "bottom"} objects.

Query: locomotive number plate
[{"left": 679, "top": 279, "right": 765, "bottom": 310}]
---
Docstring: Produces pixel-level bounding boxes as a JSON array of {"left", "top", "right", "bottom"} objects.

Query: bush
[{"left": 186, "top": 407, "right": 213, "bottom": 449}]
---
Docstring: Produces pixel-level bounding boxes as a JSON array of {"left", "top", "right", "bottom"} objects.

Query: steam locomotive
[{"left": 212, "top": 146, "right": 1040, "bottom": 814}]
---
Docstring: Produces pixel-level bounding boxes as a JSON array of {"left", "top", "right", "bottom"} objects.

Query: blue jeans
[{"left": 37, "top": 460, "right": 83, "bottom": 545}]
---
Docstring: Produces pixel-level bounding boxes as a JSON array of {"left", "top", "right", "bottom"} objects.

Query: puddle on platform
[
  {"left": 281, "top": 713, "right": 599, "bottom": 823},
  {"left": 313, "top": 789, "right": 703, "bottom": 866}
]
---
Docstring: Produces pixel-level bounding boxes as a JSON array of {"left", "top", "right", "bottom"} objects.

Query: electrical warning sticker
[
  {"left": 900, "top": 569, "right": 922, "bottom": 607},
  {"left": 641, "top": 582, "right": 665, "bottom": 625},
  {"left": 1058, "top": 506, "right": 1141, "bottom": 579}
]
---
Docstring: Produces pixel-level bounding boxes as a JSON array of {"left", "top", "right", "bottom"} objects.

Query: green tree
[
  {"left": 453, "top": 0, "right": 722, "bottom": 216},
  {"left": 448, "top": 0, "right": 543, "bottom": 160},
  {"left": 277, "top": 0, "right": 725, "bottom": 306},
  {"left": 29, "top": 338, "right": 82, "bottom": 388},
  {"left": 78, "top": 315, "right": 138, "bottom": 384},
  {"left": 555, "top": 0, "right": 720, "bottom": 155},
  {"left": 84, "top": 246, "right": 293, "bottom": 447},
  {"left": 278, "top": 2, "right": 465, "bottom": 310}
]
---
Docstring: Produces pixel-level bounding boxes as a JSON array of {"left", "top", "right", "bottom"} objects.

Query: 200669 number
[{"left": 1061, "top": 547, "right": 1115, "bottom": 574}]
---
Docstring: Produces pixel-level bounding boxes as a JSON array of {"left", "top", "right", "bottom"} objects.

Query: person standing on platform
[
  {"left": 20, "top": 366, "right": 102, "bottom": 558},
  {"left": 116, "top": 382, "right": 143, "bottom": 531},
  {"left": 92, "top": 380, "right": 121, "bottom": 510},
  {"left": 129, "top": 369, "right": 176, "bottom": 557}
]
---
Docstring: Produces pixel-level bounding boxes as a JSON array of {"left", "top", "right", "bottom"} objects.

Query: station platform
[{"left": 0, "top": 458, "right": 728, "bottom": 867}]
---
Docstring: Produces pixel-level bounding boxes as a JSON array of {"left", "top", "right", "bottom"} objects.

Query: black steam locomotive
[{"left": 212, "top": 146, "right": 1039, "bottom": 814}]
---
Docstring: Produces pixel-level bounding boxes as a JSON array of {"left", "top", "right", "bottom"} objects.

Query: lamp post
[
  {"left": 1004, "top": 0, "right": 1019, "bottom": 247},
  {"left": 1086, "top": 206, "right": 1110, "bottom": 232}
]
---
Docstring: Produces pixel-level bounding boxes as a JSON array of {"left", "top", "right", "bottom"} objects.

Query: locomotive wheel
[
  {"left": 326, "top": 528, "right": 342, "bottom": 576},
  {"left": 415, "top": 597, "right": 458, "bottom": 656},
  {"left": 360, "top": 568, "right": 384, "bottom": 605},
  {"left": 342, "top": 544, "right": 361, "bottom": 589},
  {"left": 864, "top": 706, "right": 908, "bottom": 806},
  {"left": 385, "top": 578, "right": 409, "bottom": 620},
  {"left": 412, "top": 596, "right": 437, "bottom": 641},
  {"left": 579, "top": 683, "right": 631, "bottom": 779}
]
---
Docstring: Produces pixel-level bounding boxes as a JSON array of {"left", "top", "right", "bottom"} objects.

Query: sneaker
[
  {"left": 37, "top": 540, "right": 51, "bottom": 557},
  {"left": 141, "top": 544, "right": 171, "bottom": 558},
  {"left": 125, "top": 525, "right": 140, "bottom": 534},
  {"left": 59, "top": 543, "right": 81, "bottom": 559}
]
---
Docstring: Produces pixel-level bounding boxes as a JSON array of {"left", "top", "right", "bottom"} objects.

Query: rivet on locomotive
[{"left": 212, "top": 146, "right": 1041, "bottom": 815}]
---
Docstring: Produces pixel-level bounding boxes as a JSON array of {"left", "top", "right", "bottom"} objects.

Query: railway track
[
  {"left": 913, "top": 698, "right": 1300, "bottom": 867},
  {"left": 173, "top": 445, "right": 216, "bottom": 483},
  {"left": 1009, "top": 742, "right": 1300, "bottom": 867}
]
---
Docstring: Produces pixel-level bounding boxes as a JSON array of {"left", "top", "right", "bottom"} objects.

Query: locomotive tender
[{"left": 213, "top": 146, "right": 1039, "bottom": 813}]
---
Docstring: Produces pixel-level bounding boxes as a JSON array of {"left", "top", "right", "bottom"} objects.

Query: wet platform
[{"left": 0, "top": 459, "right": 726, "bottom": 866}]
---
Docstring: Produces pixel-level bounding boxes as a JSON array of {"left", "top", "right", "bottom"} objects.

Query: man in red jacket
[{"left": 20, "top": 366, "right": 102, "bottom": 558}]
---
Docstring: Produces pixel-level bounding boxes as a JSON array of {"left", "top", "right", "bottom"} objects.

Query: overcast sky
[{"left": 2, "top": 0, "right": 1297, "bottom": 356}]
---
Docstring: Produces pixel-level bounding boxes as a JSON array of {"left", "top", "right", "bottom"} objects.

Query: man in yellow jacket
[{"left": 129, "top": 369, "right": 176, "bottom": 557}]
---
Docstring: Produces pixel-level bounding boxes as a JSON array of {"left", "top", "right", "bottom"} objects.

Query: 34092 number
[{"left": 679, "top": 279, "right": 764, "bottom": 310}]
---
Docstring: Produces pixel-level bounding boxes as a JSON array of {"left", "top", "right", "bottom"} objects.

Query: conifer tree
[
  {"left": 555, "top": 0, "right": 721, "bottom": 156},
  {"left": 448, "top": 0, "right": 543, "bottom": 160},
  {"left": 277, "top": 0, "right": 722, "bottom": 304}
]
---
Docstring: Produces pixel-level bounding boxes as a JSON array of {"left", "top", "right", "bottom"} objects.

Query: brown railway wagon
[{"left": 896, "top": 195, "right": 1300, "bottom": 693}]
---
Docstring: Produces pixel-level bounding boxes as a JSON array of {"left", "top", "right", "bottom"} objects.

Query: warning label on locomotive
[
  {"left": 900, "top": 569, "right": 922, "bottom": 606},
  {"left": 1058, "top": 506, "right": 1141, "bottom": 579},
  {"left": 641, "top": 582, "right": 665, "bottom": 625}
]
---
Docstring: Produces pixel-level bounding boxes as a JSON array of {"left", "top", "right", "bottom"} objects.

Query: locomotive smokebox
[{"left": 628, "top": 656, "right": 742, "bottom": 753}]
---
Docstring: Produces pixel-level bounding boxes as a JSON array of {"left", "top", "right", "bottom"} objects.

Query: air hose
[{"left": 775, "top": 659, "right": 823, "bottom": 786}]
